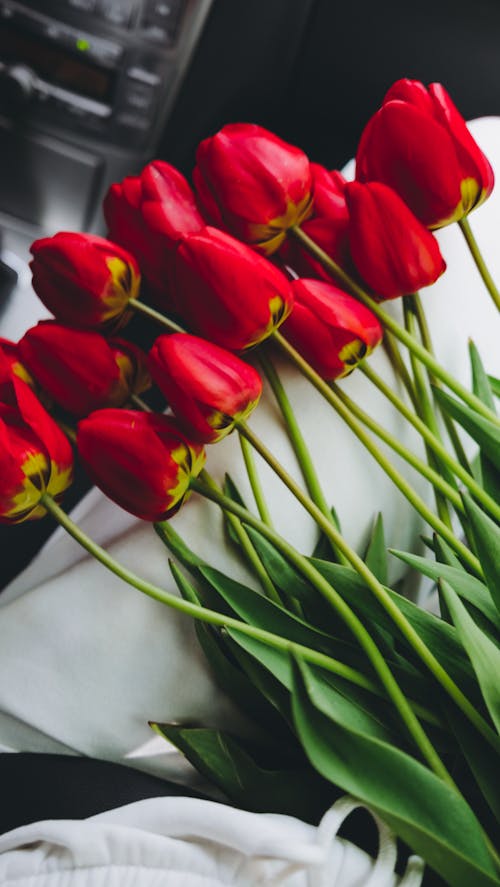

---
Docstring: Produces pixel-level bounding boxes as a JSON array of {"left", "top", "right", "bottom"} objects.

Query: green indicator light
[{"left": 76, "top": 38, "right": 90, "bottom": 51}]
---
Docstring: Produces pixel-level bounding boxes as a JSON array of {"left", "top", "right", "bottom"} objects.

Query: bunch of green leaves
[{"left": 151, "top": 344, "right": 500, "bottom": 887}]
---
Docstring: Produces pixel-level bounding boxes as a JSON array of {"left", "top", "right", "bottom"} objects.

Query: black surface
[
  {"left": 0, "top": 753, "right": 203, "bottom": 833},
  {"left": 160, "top": 0, "right": 500, "bottom": 173}
]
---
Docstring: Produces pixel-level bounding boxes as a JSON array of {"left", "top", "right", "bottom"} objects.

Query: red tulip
[
  {"left": 0, "top": 376, "right": 73, "bottom": 523},
  {"left": 77, "top": 409, "right": 205, "bottom": 521},
  {"left": 30, "top": 232, "right": 140, "bottom": 330},
  {"left": 194, "top": 123, "right": 313, "bottom": 254},
  {"left": 356, "top": 79, "right": 495, "bottom": 228},
  {"left": 345, "top": 181, "right": 446, "bottom": 299},
  {"left": 103, "top": 161, "right": 204, "bottom": 308},
  {"left": 149, "top": 333, "right": 262, "bottom": 442},
  {"left": 282, "top": 279, "right": 382, "bottom": 379},
  {"left": 173, "top": 227, "right": 294, "bottom": 350},
  {"left": 19, "top": 322, "right": 150, "bottom": 417},
  {"left": 280, "top": 164, "right": 352, "bottom": 280},
  {"left": 0, "top": 338, "right": 34, "bottom": 389}
]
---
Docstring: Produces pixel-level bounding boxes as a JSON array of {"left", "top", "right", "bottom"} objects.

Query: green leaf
[
  {"left": 199, "top": 564, "right": 338, "bottom": 654},
  {"left": 462, "top": 494, "right": 500, "bottom": 616},
  {"left": 487, "top": 375, "right": 500, "bottom": 400},
  {"left": 478, "top": 455, "right": 500, "bottom": 521},
  {"left": 155, "top": 521, "right": 206, "bottom": 570},
  {"left": 445, "top": 703, "right": 500, "bottom": 824},
  {"left": 439, "top": 579, "right": 500, "bottom": 734},
  {"left": 470, "top": 341, "right": 496, "bottom": 412},
  {"left": 223, "top": 474, "right": 251, "bottom": 546},
  {"left": 433, "top": 387, "right": 500, "bottom": 472},
  {"left": 202, "top": 561, "right": 433, "bottom": 709},
  {"left": 245, "top": 526, "right": 328, "bottom": 605},
  {"left": 197, "top": 622, "right": 292, "bottom": 738},
  {"left": 364, "top": 513, "right": 388, "bottom": 585},
  {"left": 151, "top": 723, "right": 336, "bottom": 822},
  {"left": 290, "top": 657, "right": 500, "bottom": 887},
  {"left": 391, "top": 550, "right": 500, "bottom": 632},
  {"left": 433, "top": 534, "right": 467, "bottom": 570},
  {"left": 312, "top": 559, "right": 479, "bottom": 700},
  {"left": 226, "top": 629, "right": 437, "bottom": 749},
  {"left": 311, "top": 506, "right": 343, "bottom": 562}
]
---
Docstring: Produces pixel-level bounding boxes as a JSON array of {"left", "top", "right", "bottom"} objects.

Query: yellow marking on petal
[
  {"left": 430, "top": 177, "right": 481, "bottom": 229},
  {"left": 12, "top": 361, "right": 35, "bottom": 386},
  {"left": 339, "top": 339, "right": 367, "bottom": 367},
  {"left": 243, "top": 295, "right": 293, "bottom": 350},
  {"left": 47, "top": 463, "right": 74, "bottom": 499},
  {"left": 22, "top": 451, "right": 50, "bottom": 487},
  {"left": 188, "top": 444, "right": 206, "bottom": 476},
  {"left": 4, "top": 460, "right": 48, "bottom": 519},
  {"left": 207, "top": 409, "right": 232, "bottom": 432},
  {"left": 3, "top": 449, "right": 51, "bottom": 520},
  {"left": 102, "top": 257, "right": 141, "bottom": 322},
  {"left": 247, "top": 193, "right": 314, "bottom": 255}
]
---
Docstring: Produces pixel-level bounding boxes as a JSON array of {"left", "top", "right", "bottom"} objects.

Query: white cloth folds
[{"left": 0, "top": 795, "right": 425, "bottom": 887}]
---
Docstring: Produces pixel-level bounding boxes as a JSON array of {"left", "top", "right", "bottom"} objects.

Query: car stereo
[{"left": 0, "top": 0, "right": 213, "bottom": 232}]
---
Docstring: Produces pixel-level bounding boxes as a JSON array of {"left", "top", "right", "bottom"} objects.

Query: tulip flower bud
[
  {"left": 173, "top": 227, "right": 294, "bottom": 351},
  {"left": 194, "top": 123, "right": 313, "bottom": 255},
  {"left": 30, "top": 232, "right": 141, "bottom": 330},
  {"left": 103, "top": 162, "right": 205, "bottom": 309},
  {"left": 344, "top": 181, "right": 446, "bottom": 300},
  {"left": 356, "top": 79, "right": 495, "bottom": 228},
  {"left": 149, "top": 333, "right": 262, "bottom": 443},
  {"left": 0, "top": 376, "right": 73, "bottom": 523},
  {"left": 282, "top": 279, "right": 382, "bottom": 380},
  {"left": 19, "top": 322, "right": 150, "bottom": 417},
  {"left": 77, "top": 409, "right": 205, "bottom": 521}
]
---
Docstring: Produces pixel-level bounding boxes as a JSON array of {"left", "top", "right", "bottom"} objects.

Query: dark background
[{"left": 159, "top": 0, "right": 500, "bottom": 173}]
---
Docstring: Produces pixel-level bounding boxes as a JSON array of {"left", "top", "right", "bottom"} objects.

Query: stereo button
[
  {"left": 143, "top": 0, "right": 184, "bottom": 40},
  {"left": 124, "top": 82, "right": 156, "bottom": 111},
  {"left": 97, "top": 0, "right": 135, "bottom": 27},
  {"left": 68, "top": 0, "right": 97, "bottom": 11},
  {"left": 116, "top": 111, "right": 150, "bottom": 130}
]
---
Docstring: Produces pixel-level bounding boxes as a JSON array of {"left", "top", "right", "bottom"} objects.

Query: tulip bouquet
[{"left": 3, "top": 79, "right": 500, "bottom": 886}]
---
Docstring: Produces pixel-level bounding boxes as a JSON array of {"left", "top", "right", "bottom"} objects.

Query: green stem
[
  {"left": 238, "top": 434, "right": 274, "bottom": 527},
  {"left": 128, "top": 298, "right": 185, "bottom": 333},
  {"left": 403, "top": 297, "right": 454, "bottom": 531},
  {"left": 459, "top": 218, "right": 500, "bottom": 313},
  {"left": 57, "top": 419, "right": 77, "bottom": 444},
  {"left": 382, "top": 332, "right": 419, "bottom": 410},
  {"left": 259, "top": 351, "right": 348, "bottom": 565},
  {"left": 330, "top": 382, "right": 463, "bottom": 513},
  {"left": 273, "top": 332, "right": 482, "bottom": 577},
  {"left": 39, "top": 492, "right": 395, "bottom": 707},
  {"left": 360, "top": 361, "right": 500, "bottom": 525},
  {"left": 290, "top": 225, "right": 500, "bottom": 428},
  {"left": 411, "top": 291, "right": 472, "bottom": 475},
  {"left": 129, "top": 393, "right": 152, "bottom": 412},
  {"left": 199, "top": 470, "right": 281, "bottom": 604},
  {"left": 189, "top": 481, "right": 452, "bottom": 782},
  {"left": 235, "top": 417, "right": 500, "bottom": 757}
]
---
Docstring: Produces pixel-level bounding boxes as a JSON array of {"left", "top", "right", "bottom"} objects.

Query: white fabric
[
  {"left": 0, "top": 795, "right": 424, "bottom": 887},
  {"left": 0, "top": 117, "right": 498, "bottom": 885}
]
